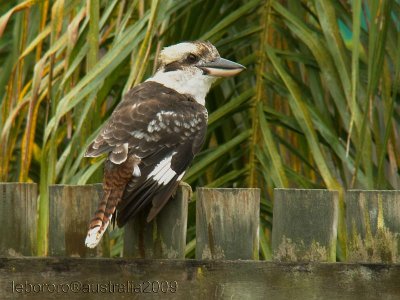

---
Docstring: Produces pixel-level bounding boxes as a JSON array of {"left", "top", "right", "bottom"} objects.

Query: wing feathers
[
  {"left": 146, "top": 151, "right": 177, "bottom": 185},
  {"left": 116, "top": 150, "right": 186, "bottom": 226},
  {"left": 86, "top": 81, "right": 208, "bottom": 229},
  {"left": 109, "top": 143, "right": 129, "bottom": 164},
  {"left": 147, "top": 179, "right": 180, "bottom": 222}
]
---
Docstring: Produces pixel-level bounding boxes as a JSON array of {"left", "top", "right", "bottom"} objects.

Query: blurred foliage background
[{"left": 0, "top": 0, "right": 399, "bottom": 259}]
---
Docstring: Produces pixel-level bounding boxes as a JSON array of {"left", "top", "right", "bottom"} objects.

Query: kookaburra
[{"left": 84, "top": 41, "right": 245, "bottom": 248}]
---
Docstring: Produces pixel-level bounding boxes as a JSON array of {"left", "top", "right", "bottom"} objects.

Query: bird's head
[
  {"left": 149, "top": 41, "right": 245, "bottom": 105},
  {"left": 156, "top": 41, "right": 245, "bottom": 77}
]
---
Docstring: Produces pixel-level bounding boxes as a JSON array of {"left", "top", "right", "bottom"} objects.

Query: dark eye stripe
[
  {"left": 163, "top": 54, "right": 200, "bottom": 73},
  {"left": 164, "top": 61, "right": 183, "bottom": 72}
]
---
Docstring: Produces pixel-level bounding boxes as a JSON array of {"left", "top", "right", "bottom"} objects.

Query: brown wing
[{"left": 85, "top": 81, "right": 208, "bottom": 226}]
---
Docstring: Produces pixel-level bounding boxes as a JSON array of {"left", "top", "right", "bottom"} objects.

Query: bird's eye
[{"left": 186, "top": 53, "right": 198, "bottom": 63}]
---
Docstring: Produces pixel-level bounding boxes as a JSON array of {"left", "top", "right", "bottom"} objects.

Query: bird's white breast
[{"left": 148, "top": 69, "right": 216, "bottom": 106}]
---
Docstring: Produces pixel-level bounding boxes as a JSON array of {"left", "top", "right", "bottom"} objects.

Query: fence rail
[
  {"left": 0, "top": 183, "right": 399, "bottom": 299},
  {"left": 1, "top": 258, "right": 400, "bottom": 299}
]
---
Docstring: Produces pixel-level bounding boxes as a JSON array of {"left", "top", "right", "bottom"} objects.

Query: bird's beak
[{"left": 199, "top": 58, "right": 245, "bottom": 77}]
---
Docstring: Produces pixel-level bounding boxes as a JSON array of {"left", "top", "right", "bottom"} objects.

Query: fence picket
[
  {"left": 196, "top": 188, "right": 260, "bottom": 260},
  {"left": 346, "top": 190, "right": 400, "bottom": 263},
  {"left": 272, "top": 189, "right": 339, "bottom": 262},
  {"left": 48, "top": 184, "right": 110, "bottom": 257},
  {"left": 123, "top": 183, "right": 191, "bottom": 258},
  {"left": 0, "top": 183, "right": 37, "bottom": 256}
]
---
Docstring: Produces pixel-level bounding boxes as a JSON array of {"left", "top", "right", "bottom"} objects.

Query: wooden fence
[{"left": 0, "top": 183, "right": 399, "bottom": 299}]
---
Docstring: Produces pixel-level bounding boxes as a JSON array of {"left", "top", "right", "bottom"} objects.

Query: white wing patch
[
  {"left": 177, "top": 172, "right": 185, "bottom": 181},
  {"left": 147, "top": 152, "right": 177, "bottom": 185}
]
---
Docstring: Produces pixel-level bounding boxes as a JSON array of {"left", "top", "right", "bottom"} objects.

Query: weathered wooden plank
[
  {"left": 272, "top": 189, "right": 339, "bottom": 262},
  {"left": 1, "top": 258, "right": 400, "bottom": 299},
  {"left": 123, "top": 183, "right": 191, "bottom": 258},
  {"left": 196, "top": 188, "right": 260, "bottom": 260},
  {"left": 346, "top": 190, "right": 400, "bottom": 263},
  {"left": 48, "top": 184, "right": 110, "bottom": 257},
  {"left": 0, "top": 183, "right": 37, "bottom": 256}
]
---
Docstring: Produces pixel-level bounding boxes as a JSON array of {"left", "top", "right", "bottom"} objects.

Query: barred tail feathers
[
  {"left": 85, "top": 188, "right": 123, "bottom": 248},
  {"left": 85, "top": 156, "right": 139, "bottom": 248}
]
